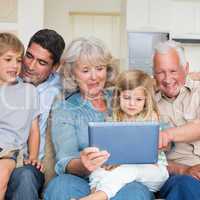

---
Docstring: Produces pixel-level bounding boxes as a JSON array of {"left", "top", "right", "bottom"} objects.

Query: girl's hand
[
  {"left": 80, "top": 147, "right": 110, "bottom": 172},
  {"left": 24, "top": 158, "right": 45, "bottom": 172}
]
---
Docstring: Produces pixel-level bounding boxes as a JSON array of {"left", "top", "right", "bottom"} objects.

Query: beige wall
[
  {"left": 120, "top": 0, "right": 128, "bottom": 70},
  {"left": 183, "top": 44, "right": 200, "bottom": 72},
  {"left": 44, "top": 0, "right": 121, "bottom": 45},
  {"left": 44, "top": 0, "right": 69, "bottom": 44},
  {"left": 1, "top": 1, "right": 200, "bottom": 72},
  {"left": 0, "top": 0, "right": 17, "bottom": 22},
  {"left": 0, "top": 0, "right": 44, "bottom": 47},
  {"left": 44, "top": 0, "right": 126, "bottom": 70}
]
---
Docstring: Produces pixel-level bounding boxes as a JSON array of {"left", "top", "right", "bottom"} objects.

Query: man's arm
[
  {"left": 160, "top": 119, "right": 200, "bottom": 148},
  {"left": 167, "top": 161, "right": 200, "bottom": 180},
  {"left": 67, "top": 159, "right": 91, "bottom": 177},
  {"left": 167, "top": 161, "right": 188, "bottom": 175},
  {"left": 168, "top": 119, "right": 200, "bottom": 142}
]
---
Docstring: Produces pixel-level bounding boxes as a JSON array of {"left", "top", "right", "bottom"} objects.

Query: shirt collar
[
  {"left": 37, "top": 73, "right": 61, "bottom": 93},
  {"left": 17, "top": 73, "right": 61, "bottom": 94},
  {"left": 65, "top": 89, "right": 112, "bottom": 112},
  {"left": 156, "top": 78, "right": 192, "bottom": 102}
]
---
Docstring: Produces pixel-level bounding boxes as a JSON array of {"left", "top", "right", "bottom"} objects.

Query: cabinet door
[
  {"left": 126, "top": 0, "right": 171, "bottom": 31},
  {"left": 93, "top": 15, "right": 121, "bottom": 58},
  {"left": 126, "top": 0, "right": 149, "bottom": 30},
  {"left": 150, "top": 0, "right": 171, "bottom": 31},
  {"left": 171, "top": 1, "right": 196, "bottom": 34},
  {"left": 195, "top": 4, "right": 200, "bottom": 33},
  {"left": 71, "top": 15, "right": 93, "bottom": 38}
]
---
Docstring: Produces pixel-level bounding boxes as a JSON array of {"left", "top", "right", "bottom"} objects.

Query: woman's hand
[
  {"left": 80, "top": 147, "right": 110, "bottom": 172},
  {"left": 102, "top": 164, "right": 119, "bottom": 171}
]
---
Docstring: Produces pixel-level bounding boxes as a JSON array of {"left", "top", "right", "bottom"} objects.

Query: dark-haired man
[{"left": 6, "top": 29, "right": 65, "bottom": 200}]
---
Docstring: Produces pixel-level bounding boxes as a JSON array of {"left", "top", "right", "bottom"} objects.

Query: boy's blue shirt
[{"left": 19, "top": 72, "right": 62, "bottom": 160}]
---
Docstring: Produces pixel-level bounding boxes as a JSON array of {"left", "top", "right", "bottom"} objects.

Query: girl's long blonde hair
[{"left": 112, "top": 69, "right": 159, "bottom": 121}]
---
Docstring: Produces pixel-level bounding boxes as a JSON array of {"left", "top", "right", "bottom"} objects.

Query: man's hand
[
  {"left": 168, "top": 161, "right": 200, "bottom": 180},
  {"left": 159, "top": 130, "right": 174, "bottom": 149},
  {"left": 24, "top": 158, "right": 44, "bottom": 172},
  {"left": 184, "top": 164, "right": 200, "bottom": 180}
]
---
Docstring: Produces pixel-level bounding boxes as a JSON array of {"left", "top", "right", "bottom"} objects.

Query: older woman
[{"left": 44, "top": 37, "right": 153, "bottom": 200}]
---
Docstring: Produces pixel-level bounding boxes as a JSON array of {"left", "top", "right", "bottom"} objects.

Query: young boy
[{"left": 0, "top": 32, "right": 41, "bottom": 200}]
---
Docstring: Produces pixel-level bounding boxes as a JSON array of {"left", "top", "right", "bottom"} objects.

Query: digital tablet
[{"left": 88, "top": 121, "right": 159, "bottom": 164}]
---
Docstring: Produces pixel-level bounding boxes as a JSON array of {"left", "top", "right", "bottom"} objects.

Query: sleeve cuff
[{"left": 55, "top": 154, "right": 79, "bottom": 175}]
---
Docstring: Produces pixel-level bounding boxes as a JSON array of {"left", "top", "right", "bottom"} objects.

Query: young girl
[
  {"left": 79, "top": 69, "right": 169, "bottom": 200},
  {"left": 0, "top": 32, "right": 41, "bottom": 200}
]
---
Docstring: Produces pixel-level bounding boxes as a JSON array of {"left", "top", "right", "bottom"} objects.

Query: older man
[
  {"left": 6, "top": 29, "right": 65, "bottom": 200},
  {"left": 154, "top": 40, "right": 200, "bottom": 200}
]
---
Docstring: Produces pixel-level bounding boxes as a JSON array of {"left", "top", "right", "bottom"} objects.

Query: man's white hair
[{"left": 154, "top": 40, "right": 187, "bottom": 67}]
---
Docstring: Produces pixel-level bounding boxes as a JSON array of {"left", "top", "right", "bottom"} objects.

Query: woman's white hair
[
  {"left": 154, "top": 40, "right": 187, "bottom": 67},
  {"left": 60, "top": 37, "right": 119, "bottom": 93}
]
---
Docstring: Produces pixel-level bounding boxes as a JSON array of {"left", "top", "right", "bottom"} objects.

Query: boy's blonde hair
[
  {"left": 112, "top": 69, "right": 159, "bottom": 121},
  {"left": 0, "top": 32, "right": 24, "bottom": 56}
]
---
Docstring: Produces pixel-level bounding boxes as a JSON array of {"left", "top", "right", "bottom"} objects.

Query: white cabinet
[
  {"left": 171, "top": 1, "right": 198, "bottom": 34},
  {"left": 126, "top": 0, "right": 149, "bottom": 31},
  {"left": 170, "top": 0, "right": 200, "bottom": 36},
  {"left": 196, "top": 6, "right": 200, "bottom": 33},
  {"left": 149, "top": 0, "right": 171, "bottom": 31},
  {"left": 126, "top": 0, "right": 171, "bottom": 31},
  {"left": 126, "top": 0, "right": 200, "bottom": 35}
]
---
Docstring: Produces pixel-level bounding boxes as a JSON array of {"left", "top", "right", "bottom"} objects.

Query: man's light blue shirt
[{"left": 37, "top": 72, "right": 62, "bottom": 160}]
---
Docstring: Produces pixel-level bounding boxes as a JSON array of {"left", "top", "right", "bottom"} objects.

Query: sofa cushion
[{"left": 43, "top": 118, "right": 56, "bottom": 187}]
